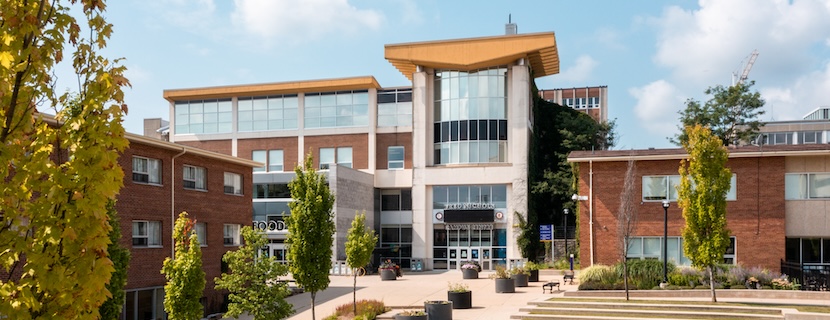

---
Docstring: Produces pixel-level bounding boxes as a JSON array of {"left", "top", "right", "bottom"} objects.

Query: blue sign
[{"left": 539, "top": 224, "right": 552, "bottom": 241}]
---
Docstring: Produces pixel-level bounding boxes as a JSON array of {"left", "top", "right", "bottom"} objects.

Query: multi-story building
[
  {"left": 567, "top": 144, "right": 830, "bottom": 275},
  {"left": 538, "top": 86, "right": 608, "bottom": 123},
  {"left": 118, "top": 133, "right": 259, "bottom": 319},
  {"left": 738, "top": 106, "right": 830, "bottom": 145},
  {"left": 161, "top": 31, "right": 561, "bottom": 271}
]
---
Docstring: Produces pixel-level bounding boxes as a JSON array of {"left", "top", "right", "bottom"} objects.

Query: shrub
[
  {"left": 447, "top": 282, "right": 469, "bottom": 293},
  {"left": 328, "top": 299, "right": 388, "bottom": 320},
  {"left": 578, "top": 264, "right": 618, "bottom": 285},
  {"left": 726, "top": 264, "right": 748, "bottom": 286},
  {"left": 578, "top": 281, "right": 625, "bottom": 290},
  {"left": 669, "top": 266, "right": 702, "bottom": 287},
  {"left": 552, "top": 258, "right": 579, "bottom": 270},
  {"left": 617, "top": 259, "right": 673, "bottom": 290},
  {"left": 490, "top": 265, "right": 511, "bottom": 279}
]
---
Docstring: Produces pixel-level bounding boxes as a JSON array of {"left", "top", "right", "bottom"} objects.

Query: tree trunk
[
  {"left": 708, "top": 267, "right": 717, "bottom": 302},
  {"left": 623, "top": 262, "right": 630, "bottom": 301},
  {"left": 311, "top": 292, "right": 317, "bottom": 320},
  {"left": 353, "top": 272, "right": 358, "bottom": 315}
]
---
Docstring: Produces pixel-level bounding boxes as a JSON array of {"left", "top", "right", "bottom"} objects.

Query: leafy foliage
[
  {"left": 0, "top": 1, "right": 129, "bottom": 318},
  {"left": 529, "top": 92, "right": 615, "bottom": 260},
  {"left": 513, "top": 211, "right": 533, "bottom": 259},
  {"left": 99, "top": 200, "right": 130, "bottom": 320},
  {"left": 287, "top": 153, "right": 336, "bottom": 320},
  {"left": 615, "top": 259, "right": 673, "bottom": 290},
  {"left": 325, "top": 299, "right": 388, "bottom": 320},
  {"left": 215, "top": 226, "right": 293, "bottom": 320},
  {"left": 162, "top": 212, "right": 206, "bottom": 320},
  {"left": 678, "top": 125, "right": 732, "bottom": 302},
  {"left": 345, "top": 211, "right": 377, "bottom": 315},
  {"left": 577, "top": 264, "right": 619, "bottom": 285},
  {"left": 672, "top": 81, "right": 765, "bottom": 146}
]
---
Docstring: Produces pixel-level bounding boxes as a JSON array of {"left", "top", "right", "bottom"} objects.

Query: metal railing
[{"left": 781, "top": 260, "right": 829, "bottom": 291}]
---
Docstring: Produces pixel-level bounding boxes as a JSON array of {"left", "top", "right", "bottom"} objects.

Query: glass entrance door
[{"left": 447, "top": 229, "right": 493, "bottom": 270}]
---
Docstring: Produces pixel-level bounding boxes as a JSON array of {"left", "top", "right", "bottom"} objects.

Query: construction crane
[{"left": 732, "top": 49, "right": 759, "bottom": 86}]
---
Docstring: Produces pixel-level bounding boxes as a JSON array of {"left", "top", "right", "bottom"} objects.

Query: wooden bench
[
  {"left": 542, "top": 281, "right": 560, "bottom": 293},
  {"left": 563, "top": 270, "right": 575, "bottom": 284}
]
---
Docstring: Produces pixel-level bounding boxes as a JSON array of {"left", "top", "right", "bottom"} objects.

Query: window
[
  {"left": 320, "top": 148, "right": 334, "bottom": 169},
  {"left": 800, "top": 131, "right": 822, "bottom": 144},
  {"left": 238, "top": 95, "right": 298, "bottom": 132},
  {"left": 194, "top": 222, "right": 207, "bottom": 246},
  {"left": 643, "top": 175, "right": 736, "bottom": 201},
  {"left": 786, "top": 173, "right": 830, "bottom": 199},
  {"left": 304, "top": 90, "right": 369, "bottom": 128},
  {"left": 252, "top": 150, "right": 267, "bottom": 172},
  {"left": 381, "top": 189, "right": 412, "bottom": 211},
  {"left": 183, "top": 165, "right": 206, "bottom": 190},
  {"left": 174, "top": 99, "right": 233, "bottom": 134},
  {"left": 269, "top": 150, "right": 284, "bottom": 172},
  {"left": 224, "top": 172, "right": 242, "bottom": 195},
  {"left": 132, "top": 157, "right": 161, "bottom": 184},
  {"left": 762, "top": 132, "right": 793, "bottom": 145},
  {"left": 723, "top": 237, "right": 736, "bottom": 264},
  {"left": 133, "top": 221, "right": 161, "bottom": 247},
  {"left": 224, "top": 224, "right": 240, "bottom": 246},
  {"left": 337, "top": 147, "right": 352, "bottom": 168},
  {"left": 377, "top": 88, "right": 413, "bottom": 127},
  {"left": 253, "top": 183, "right": 291, "bottom": 199},
  {"left": 388, "top": 146, "right": 404, "bottom": 169},
  {"left": 626, "top": 236, "right": 735, "bottom": 265}
]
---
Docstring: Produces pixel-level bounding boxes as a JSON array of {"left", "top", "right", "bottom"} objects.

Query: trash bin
[{"left": 410, "top": 258, "right": 423, "bottom": 271}]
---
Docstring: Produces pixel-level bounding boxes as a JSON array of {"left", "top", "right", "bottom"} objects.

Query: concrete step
[
  {"left": 517, "top": 306, "right": 783, "bottom": 319},
  {"left": 528, "top": 301, "right": 783, "bottom": 315},
  {"left": 511, "top": 312, "right": 698, "bottom": 320}
]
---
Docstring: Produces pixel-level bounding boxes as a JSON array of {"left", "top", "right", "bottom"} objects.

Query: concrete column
[
  {"left": 411, "top": 69, "right": 430, "bottom": 268},
  {"left": 508, "top": 64, "right": 530, "bottom": 260}
]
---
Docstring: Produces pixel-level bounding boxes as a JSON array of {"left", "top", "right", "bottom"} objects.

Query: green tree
[
  {"left": 672, "top": 81, "right": 765, "bottom": 146},
  {"left": 0, "top": 1, "right": 129, "bottom": 318},
  {"left": 100, "top": 200, "right": 130, "bottom": 320},
  {"left": 162, "top": 212, "right": 206, "bottom": 320},
  {"left": 286, "top": 153, "right": 336, "bottom": 320},
  {"left": 345, "top": 211, "right": 377, "bottom": 315},
  {"left": 215, "top": 226, "right": 293, "bottom": 320},
  {"left": 677, "top": 125, "right": 732, "bottom": 302}
]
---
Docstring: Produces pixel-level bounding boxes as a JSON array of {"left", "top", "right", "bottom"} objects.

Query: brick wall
[
  {"left": 376, "top": 133, "right": 412, "bottom": 169},
  {"left": 577, "top": 156, "right": 786, "bottom": 271},
  {"left": 175, "top": 140, "right": 232, "bottom": 155},
  {"left": 118, "top": 141, "right": 253, "bottom": 314},
  {"left": 304, "top": 133, "right": 369, "bottom": 169}
]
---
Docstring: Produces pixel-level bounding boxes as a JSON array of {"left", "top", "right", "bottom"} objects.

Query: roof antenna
[{"left": 505, "top": 14, "right": 517, "bottom": 35}]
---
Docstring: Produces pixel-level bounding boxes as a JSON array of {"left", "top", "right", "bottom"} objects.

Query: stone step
[
  {"left": 510, "top": 312, "right": 698, "bottom": 320},
  {"left": 528, "top": 300, "right": 783, "bottom": 315},
  {"left": 516, "top": 306, "right": 783, "bottom": 320}
]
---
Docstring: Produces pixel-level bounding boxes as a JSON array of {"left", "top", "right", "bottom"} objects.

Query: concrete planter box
[
  {"left": 512, "top": 273, "right": 529, "bottom": 287},
  {"left": 380, "top": 269, "right": 397, "bottom": 281},
  {"left": 462, "top": 268, "right": 479, "bottom": 279},
  {"left": 424, "top": 301, "right": 453, "bottom": 320},
  {"left": 395, "top": 313, "right": 426, "bottom": 320},
  {"left": 529, "top": 269, "right": 539, "bottom": 282},
  {"left": 447, "top": 291, "right": 472, "bottom": 309},
  {"left": 495, "top": 278, "right": 515, "bottom": 293}
]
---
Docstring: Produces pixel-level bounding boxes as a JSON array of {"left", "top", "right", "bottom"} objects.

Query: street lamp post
[
  {"left": 661, "top": 200, "right": 670, "bottom": 285},
  {"left": 563, "top": 208, "right": 569, "bottom": 256}
]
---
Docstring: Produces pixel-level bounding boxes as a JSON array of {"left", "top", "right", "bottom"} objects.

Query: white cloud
[
  {"left": 652, "top": 0, "right": 830, "bottom": 88},
  {"left": 556, "top": 55, "right": 598, "bottom": 83},
  {"left": 630, "top": 80, "right": 686, "bottom": 135},
  {"left": 397, "top": 0, "right": 423, "bottom": 25},
  {"left": 230, "top": 0, "right": 384, "bottom": 42},
  {"left": 762, "top": 61, "right": 830, "bottom": 120},
  {"left": 155, "top": 0, "right": 218, "bottom": 35}
]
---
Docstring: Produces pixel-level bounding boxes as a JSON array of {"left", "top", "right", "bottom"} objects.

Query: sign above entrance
[
  {"left": 446, "top": 223, "right": 493, "bottom": 231},
  {"left": 444, "top": 203, "right": 496, "bottom": 210}
]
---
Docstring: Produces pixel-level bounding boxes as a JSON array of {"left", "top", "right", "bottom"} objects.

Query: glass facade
[
  {"left": 378, "top": 88, "right": 413, "bottom": 127},
  {"left": 174, "top": 99, "right": 233, "bottom": 134},
  {"left": 433, "top": 68, "right": 508, "bottom": 165},
  {"left": 238, "top": 95, "right": 298, "bottom": 131},
  {"left": 304, "top": 90, "right": 369, "bottom": 128},
  {"left": 432, "top": 185, "right": 507, "bottom": 209}
]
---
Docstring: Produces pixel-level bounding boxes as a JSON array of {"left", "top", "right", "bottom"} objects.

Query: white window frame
[
  {"left": 194, "top": 222, "right": 207, "bottom": 247},
  {"left": 337, "top": 147, "right": 353, "bottom": 168},
  {"left": 132, "top": 220, "right": 161, "bottom": 247},
  {"left": 388, "top": 146, "right": 404, "bottom": 170},
  {"left": 269, "top": 150, "right": 284, "bottom": 172},
  {"left": 132, "top": 156, "right": 161, "bottom": 185},
  {"left": 224, "top": 224, "right": 241, "bottom": 246},
  {"left": 224, "top": 172, "right": 243, "bottom": 195},
  {"left": 643, "top": 174, "right": 736, "bottom": 202},
  {"left": 183, "top": 165, "right": 206, "bottom": 190},
  {"left": 320, "top": 148, "right": 335, "bottom": 169},
  {"left": 252, "top": 150, "right": 267, "bottom": 172}
]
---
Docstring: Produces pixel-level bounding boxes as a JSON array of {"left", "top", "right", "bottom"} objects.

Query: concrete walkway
[{"left": 282, "top": 270, "right": 577, "bottom": 320}]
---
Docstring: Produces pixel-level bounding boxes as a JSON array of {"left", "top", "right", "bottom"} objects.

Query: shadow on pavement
[{"left": 286, "top": 286, "right": 362, "bottom": 317}]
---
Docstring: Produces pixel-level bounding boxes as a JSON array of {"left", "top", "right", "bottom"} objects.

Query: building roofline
[
  {"left": 567, "top": 144, "right": 830, "bottom": 163},
  {"left": 163, "top": 76, "right": 381, "bottom": 102},
  {"left": 384, "top": 32, "right": 559, "bottom": 80},
  {"left": 39, "top": 113, "right": 262, "bottom": 168}
]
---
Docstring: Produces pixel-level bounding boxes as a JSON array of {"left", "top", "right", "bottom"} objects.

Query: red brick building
[
  {"left": 568, "top": 144, "right": 830, "bottom": 272},
  {"left": 118, "top": 133, "right": 259, "bottom": 319},
  {"left": 539, "top": 86, "right": 608, "bottom": 123}
]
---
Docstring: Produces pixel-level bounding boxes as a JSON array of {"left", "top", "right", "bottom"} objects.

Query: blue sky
[{"left": 75, "top": 0, "right": 830, "bottom": 149}]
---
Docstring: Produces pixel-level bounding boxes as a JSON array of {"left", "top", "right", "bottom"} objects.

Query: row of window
[
  {"left": 132, "top": 156, "right": 243, "bottom": 195},
  {"left": 626, "top": 236, "right": 736, "bottom": 265},
  {"left": 378, "top": 88, "right": 413, "bottom": 127},
  {"left": 759, "top": 131, "right": 829, "bottom": 145},
  {"left": 433, "top": 120, "right": 508, "bottom": 143},
  {"left": 561, "top": 96, "right": 601, "bottom": 109},
  {"left": 785, "top": 237, "right": 830, "bottom": 264},
  {"left": 252, "top": 146, "right": 405, "bottom": 172},
  {"left": 434, "top": 68, "right": 507, "bottom": 122},
  {"left": 642, "top": 175, "right": 737, "bottom": 202},
  {"left": 786, "top": 173, "right": 830, "bottom": 199},
  {"left": 132, "top": 221, "right": 241, "bottom": 247}
]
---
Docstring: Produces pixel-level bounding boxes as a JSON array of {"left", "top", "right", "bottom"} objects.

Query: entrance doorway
[{"left": 447, "top": 229, "right": 492, "bottom": 270}]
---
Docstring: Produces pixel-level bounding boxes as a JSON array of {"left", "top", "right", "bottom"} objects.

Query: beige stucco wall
[{"left": 784, "top": 156, "right": 830, "bottom": 237}]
